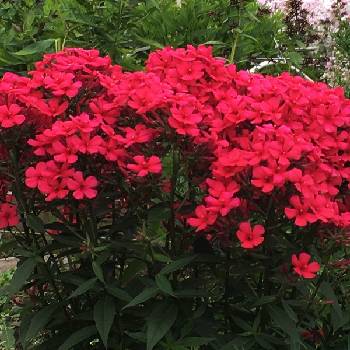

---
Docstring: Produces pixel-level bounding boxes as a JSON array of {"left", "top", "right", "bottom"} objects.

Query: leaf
[
  {"left": 58, "top": 326, "right": 97, "bottom": 350},
  {"left": 146, "top": 301, "right": 178, "bottom": 350},
  {"left": 25, "top": 304, "right": 58, "bottom": 343},
  {"left": 92, "top": 261, "right": 104, "bottom": 283},
  {"left": 6, "top": 258, "right": 36, "bottom": 295},
  {"left": 122, "top": 286, "right": 159, "bottom": 310},
  {"left": 268, "top": 305, "right": 300, "bottom": 342},
  {"left": 106, "top": 284, "right": 132, "bottom": 302},
  {"left": 155, "top": 274, "right": 173, "bottom": 295},
  {"left": 160, "top": 255, "right": 196, "bottom": 275},
  {"left": 282, "top": 300, "right": 298, "bottom": 323},
  {"left": 94, "top": 296, "right": 115, "bottom": 348},
  {"left": 26, "top": 215, "right": 45, "bottom": 234},
  {"left": 177, "top": 337, "right": 214, "bottom": 346},
  {"left": 13, "top": 40, "right": 55, "bottom": 56},
  {"left": 69, "top": 278, "right": 97, "bottom": 299}
]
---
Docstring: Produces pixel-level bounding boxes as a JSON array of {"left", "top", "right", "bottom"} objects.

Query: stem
[
  {"left": 169, "top": 147, "right": 179, "bottom": 257},
  {"left": 228, "top": 1, "right": 242, "bottom": 63}
]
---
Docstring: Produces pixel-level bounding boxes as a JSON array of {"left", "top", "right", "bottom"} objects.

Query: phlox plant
[{"left": 0, "top": 46, "right": 350, "bottom": 350}]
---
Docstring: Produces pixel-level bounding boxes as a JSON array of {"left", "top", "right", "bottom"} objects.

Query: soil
[{"left": 0, "top": 258, "right": 17, "bottom": 273}]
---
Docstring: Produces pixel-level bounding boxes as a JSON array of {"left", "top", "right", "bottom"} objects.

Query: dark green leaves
[
  {"left": 122, "top": 286, "right": 159, "bottom": 310},
  {"left": 24, "top": 304, "right": 58, "bottom": 344},
  {"left": 69, "top": 277, "right": 97, "bottom": 299},
  {"left": 155, "top": 274, "right": 173, "bottom": 295},
  {"left": 146, "top": 301, "right": 178, "bottom": 350},
  {"left": 26, "top": 215, "right": 45, "bottom": 234},
  {"left": 94, "top": 295, "right": 116, "bottom": 348},
  {"left": 92, "top": 261, "right": 104, "bottom": 283},
  {"left": 13, "top": 39, "right": 55, "bottom": 56},
  {"left": 6, "top": 258, "right": 36, "bottom": 295},
  {"left": 58, "top": 326, "right": 97, "bottom": 350},
  {"left": 160, "top": 255, "right": 196, "bottom": 275}
]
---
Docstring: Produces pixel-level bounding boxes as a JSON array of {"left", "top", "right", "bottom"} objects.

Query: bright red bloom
[
  {"left": 25, "top": 162, "right": 51, "bottom": 192},
  {"left": 0, "top": 203, "right": 20, "bottom": 229},
  {"left": 204, "top": 193, "right": 240, "bottom": 216},
  {"left": 236, "top": 222, "right": 265, "bottom": 249},
  {"left": 67, "top": 171, "right": 98, "bottom": 199},
  {"left": 187, "top": 205, "right": 217, "bottom": 231},
  {"left": 292, "top": 253, "right": 320, "bottom": 279},
  {"left": 285, "top": 196, "right": 317, "bottom": 227},
  {"left": 127, "top": 156, "right": 162, "bottom": 177},
  {"left": 43, "top": 72, "right": 82, "bottom": 98},
  {"left": 0, "top": 104, "right": 25, "bottom": 128}
]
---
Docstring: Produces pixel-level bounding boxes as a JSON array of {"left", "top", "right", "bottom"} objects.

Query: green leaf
[
  {"left": 94, "top": 296, "right": 115, "bottom": 348},
  {"left": 147, "top": 301, "right": 178, "bottom": 350},
  {"left": 26, "top": 215, "right": 45, "bottom": 234},
  {"left": 69, "top": 278, "right": 97, "bottom": 299},
  {"left": 106, "top": 284, "right": 132, "bottom": 302},
  {"left": 160, "top": 255, "right": 196, "bottom": 275},
  {"left": 58, "top": 326, "right": 97, "bottom": 350},
  {"left": 177, "top": 337, "right": 214, "bottom": 346},
  {"left": 13, "top": 39, "right": 55, "bottom": 56},
  {"left": 25, "top": 304, "right": 58, "bottom": 343},
  {"left": 6, "top": 258, "right": 36, "bottom": 295},
  {"left": 282, "top": 300, "right": 298, "bottom": 323},
  {"left": 92, "top": 261, "right": 104, "bottom": 283},
  {"left": 122, "top": 286, "right": 159, "bottom": 310},
  {"left": 268, "top": 305, "right": 300, "bottom": 342},
  {"left": 155, "top": 274, "right": 173, "bottom": 295}
]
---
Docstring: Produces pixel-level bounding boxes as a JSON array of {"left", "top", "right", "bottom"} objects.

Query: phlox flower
[
  {"left": 0, "top": 104, "right": 25, "bottom": 128},
  {"left": 0, "top": 203, "right": 19, "bottom": 229},
  {"left": 127, "top": 156, "right": 162, "bottom": 177},
  {"left": 67, "top": 171, "right": 98, "bottom": 200},
  {"left": 236, "top": 222, "right": 265, "bottom": 249},
  {"left": 285, "top": 195, "right": 317, "bottom": 227},
  {"left": 292, "top": 253, "right": 320, "bottom": 279},
  {"left": 187, "top": 205, "right": 217, "bottom": 231}
]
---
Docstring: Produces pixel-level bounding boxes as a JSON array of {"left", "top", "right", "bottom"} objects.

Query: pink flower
[
  {"left": 127, "top": 156, "right": 162, "bottom": 177},
  {"left": 0, "top": 104, "right": 25, "bottom": 128},
  {"left": 292, "top": 253, "right": 320, "bottom": 279},
  {"left": 236, "top": 222, "right": 265, "bottom": 249},
  {"left": 0, "top": 203, "right": 19, "bottom": 229},
  {"left": 187, "top": 205, "right": 217, "bottom": 231},
  {"left": 67, "top": 171, "right": 98, "bottom": 199}
]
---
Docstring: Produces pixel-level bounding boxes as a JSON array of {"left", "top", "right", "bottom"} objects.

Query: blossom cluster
[{"left": 2, "top": 45, "right": 349, "bottom": 279}]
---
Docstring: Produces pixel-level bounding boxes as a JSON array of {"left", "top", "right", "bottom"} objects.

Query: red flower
[
  {"left": 236, "top": 222, "right": 265, "bottom": 249},
  {"left": 0, "top": 104, "right": 25, "bottom": 128},
  {"left": 0, "top": 203, "right": 19, "bottom": 229},
  {"left": 67, "top": 171, "right": 98, "bottom": 199},
  {"left": 25, "top": 162, "right": 51, "bottom": 192},
  {"left": 285, "top": 196, "right": 317, "bottom": 227},
  {"left": 127, "top": 156, "right": 162, "bottom": 177},
  {"left": 292, "top": 253, "right": 320, "bottom": 279},
  {"left": 187, "top": 205, "right": 217, "bottom": 231}
]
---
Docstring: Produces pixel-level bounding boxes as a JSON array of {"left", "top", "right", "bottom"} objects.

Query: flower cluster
[{"left": 1, "top": 46, "right": 349, "bottom": 280}]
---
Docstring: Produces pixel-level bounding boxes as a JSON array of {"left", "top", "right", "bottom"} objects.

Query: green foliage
[
  {"left": 0, "top": 270, "right": 15, "bottom": 350},
  {"left": 0, "top": 0, "right": 314, "bottom": 74},
  {"left": 0, "top": 1, "right": 350, "bottom": 349}
]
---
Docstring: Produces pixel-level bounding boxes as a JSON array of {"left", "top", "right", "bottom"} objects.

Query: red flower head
[
  {"left": 67, "top": 171, "right": 98, "bottom": 200},
  {"left": 292, "top": 252, "right": 320, "bottom": 279},
  {"left": 127, "top": 156, "right": 162, "bottom": 177},
  {"left": 187, "top": 205, "right": 217, "bottom": 231},
  {"left": 0, "top": 104, "right": 25, "bottom": 128},
  {"left": 0, "top": 203, "right": 20, "bottom": 229},
  {"left": 236, "top": 222, "right": 265, "bottom": 249}
]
